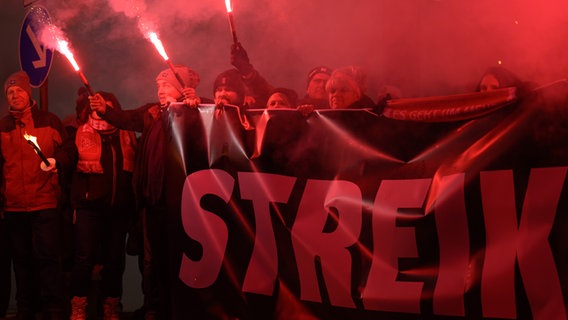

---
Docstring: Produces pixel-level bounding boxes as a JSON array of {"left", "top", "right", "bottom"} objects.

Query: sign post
[{"left": 19, "top": 5, "right": 54, "bottom": 110}]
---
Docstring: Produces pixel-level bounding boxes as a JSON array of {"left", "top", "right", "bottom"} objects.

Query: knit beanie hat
[
  {"left": 332, "top": 66, "right": 368, "bottom": 94},
  {"left": 213, "top": 69, "right": 246, "bottom": 99},
  {"left": 306, "top": 66, "right": 332, "bottom": 86},
  {"left": 477, "top": 66, "right": 522, "bottom": 91},
  {"left": 326, "top": 68, "right": 363, "bottom": 100},
  {"left": 155, "top": 65, "right": 200, "bottom": 94},
  {"left": 270, "top": 87, "right": 298, "bottom": 106},
  {"left": 4, "top": 71, "right": 32, "bottom": 98}
]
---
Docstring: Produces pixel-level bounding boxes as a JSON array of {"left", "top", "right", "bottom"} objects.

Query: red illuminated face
[
  {"left": 6, "top": 86, "right": 31, "bottom": 111},
  {"left": 266, "top": 93, "right": 292, "bottom": 109},
  {"left": 327, "top": 81, "right": 359, "bottom": 109},
  {"left": 157, "top": 79, "right": 182, "bottom": 105},
  {"left": 214, "top": 86, "right": 240, "bottom": 105},
  {"left": 479, "top": 74, "right": 500, "bottom": 92},
  {"left": 307, "top": 73, "right": 330, "bottom": 100}
]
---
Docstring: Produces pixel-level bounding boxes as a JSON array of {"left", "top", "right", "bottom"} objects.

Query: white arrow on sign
[{"left": 26, "top": 24, "right": 47, "bottom": 69}]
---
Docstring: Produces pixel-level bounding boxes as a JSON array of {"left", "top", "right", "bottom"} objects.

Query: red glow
[
  {"left": 38, "top": 23, "right": 81, "bottom": 71},
  {"left": 57, "top": 39, "right": 80, "bottom": 71},
  {"left": 23, "top": 132, "right": 40, "bottom": 150},
  {"left": 224, "top": 0, "right": 238, "bottom": 44},
  {"left": 148, "top": 31, "right": 169, "bottom": 61}
]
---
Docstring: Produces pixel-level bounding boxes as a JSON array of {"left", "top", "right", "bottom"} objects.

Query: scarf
[
  {"left": 88, "top": 117, "right": 116, "bottom": 132},
  {"left": 75, "top": 122, "right": 137, "bottom": 174}
]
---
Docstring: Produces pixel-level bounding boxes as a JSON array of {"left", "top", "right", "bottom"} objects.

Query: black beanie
[{"left": 213, "top": 69, "right": 246, "bottom": 100}]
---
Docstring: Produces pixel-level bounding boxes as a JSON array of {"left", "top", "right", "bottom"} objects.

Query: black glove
[{"left": 230, "top": 42, "right": 254, "bottom": 76}]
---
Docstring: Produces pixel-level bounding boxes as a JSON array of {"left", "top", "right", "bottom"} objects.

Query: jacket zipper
[
  {"left": 18, "top": 126, "right": 29, "bottom": 208},
  {"left": 111, "top": 136, "right": 117, "bottom": 207}
]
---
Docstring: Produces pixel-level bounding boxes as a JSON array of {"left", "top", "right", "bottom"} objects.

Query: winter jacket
[
  {"left": 71, "top": 122, "right": 137, "bottom": 211},
  {"left": 101, "top": 102, "right": 166, "bottom": 206},
  {"left": 0, "top": 103, "right": 77, "bottom": 212}
]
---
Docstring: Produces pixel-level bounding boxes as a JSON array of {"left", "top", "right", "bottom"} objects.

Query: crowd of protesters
[{"left": 0, "top": 38, "right": 533, "bottom": 320}]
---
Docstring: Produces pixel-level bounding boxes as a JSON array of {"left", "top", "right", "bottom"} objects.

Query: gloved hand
[{"left": 230, "top": 42, "right": 254, "bottom": 76}]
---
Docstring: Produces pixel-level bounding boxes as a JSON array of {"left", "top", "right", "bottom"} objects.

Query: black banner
[{"left": 161, "top": 82, "right": 568, "bottom": 319}]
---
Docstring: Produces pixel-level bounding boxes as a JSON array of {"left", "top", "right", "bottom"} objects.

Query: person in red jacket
[{"left": 1, "top": 71, "right": 77, "bottom": 320}]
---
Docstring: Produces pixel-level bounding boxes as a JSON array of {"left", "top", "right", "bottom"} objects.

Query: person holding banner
[
  {"left": 266, "top": 88, "right": 298, "bottom": 109},
  {"left": 266, "top": 87, "right": 299, "bottom": 109},
  {"left": 296, "top": 66, "right": 334, "bottom": 116},
  {"left": 476, "top": 66, "right": 529, "bottom": 94},
  {"left": 326, "top": 66, "right": 375, "bottom": 110},
  {"left": 1, "top": 71, "right": 77, "bottom": 320},
  {"left": 88, "top": 65, "right": 201, "bottom": 320},
  {"left": 213, "top": 68, "right": 248, "bottom": 108},
  {"left": 297, "top": 65, "right": 333, "bottom": 109}
]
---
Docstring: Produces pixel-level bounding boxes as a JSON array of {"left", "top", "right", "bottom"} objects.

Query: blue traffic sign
[{"left": 19, "top": 5, "right": 54, "bottom": 88}]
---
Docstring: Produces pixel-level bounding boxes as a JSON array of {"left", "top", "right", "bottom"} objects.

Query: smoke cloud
[{"left": 2, "top": 0, "right": 568, "bottom": 117}]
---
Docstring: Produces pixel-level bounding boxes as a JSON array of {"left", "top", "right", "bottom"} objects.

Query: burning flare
[
  {"left": 37, "top": 20, "right": 94, "bottom": 95},
  {"left": 23, "top": 132, "right": 40, "bottom": 150},
  {"left": 224, "top": 0, "right": 239, "bottom": 44},
  {"left": 142, "top": 27, "right": 186, "bottom": 88},
  {"left": 23, "top": 132, "right": 50, "bottom": 167},
  {"left": 148, "top": 32, "right": 169, "bottom": 61},
  {"left": 56, "top": 39, "right": 80, "bottom": 71},
  {"left": 138, "top": 16, "right": 169, "bottom": 60},
  {"left": 107, "top": 2, "right": 185, "bottom": 89},
  {"left": 39, "top": 23, "right": 81, "bottom": 71}
]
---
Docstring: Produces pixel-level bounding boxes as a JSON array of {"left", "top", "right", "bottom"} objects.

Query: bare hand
[
  {"left": 182, "top": 87, "right": 201, "bottom": 108},
  {"left": 243, "top": 95, "right": 256, "bottom": 108},
  {"left": 40, "top": 158, "right": 57, "bottom": 172},
  {"left": 297, "top": 104, "right": 315, "bottom": 117},
  {"left": 89, "top": 93, "right": 107, "bottom": 115}
]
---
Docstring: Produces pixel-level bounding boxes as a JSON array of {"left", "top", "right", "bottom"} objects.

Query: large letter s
[{"left": 179, "top": 169, "right": 234, "bottom": 288}]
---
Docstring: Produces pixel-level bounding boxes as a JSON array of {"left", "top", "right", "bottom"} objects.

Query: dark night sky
[{"left": 2, "top": 0, "right": 568, "bottom": 119}]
